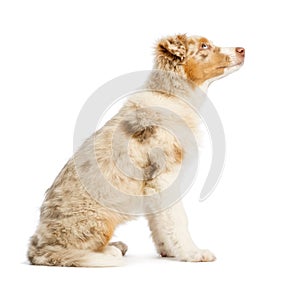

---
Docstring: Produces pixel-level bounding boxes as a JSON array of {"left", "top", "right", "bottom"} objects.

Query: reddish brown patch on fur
[
  {"left": 198, "top": 37, "right": 209, "bottom": 45},
  {"left": 184, "top": 47, "right": 230, "bottom": 85},
  {"left": 173, "top": 144, "right": 183, "bottom": 163},
  {"left": 187, "top": 38, "right": 196, "bottom": 45},
  {"left": 94, "top": 219, "right": 117, "bottom": 252}
]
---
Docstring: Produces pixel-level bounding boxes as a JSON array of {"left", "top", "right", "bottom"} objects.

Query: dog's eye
[{"left": 201, "top": 43, "right": 209, "bottom": 49}]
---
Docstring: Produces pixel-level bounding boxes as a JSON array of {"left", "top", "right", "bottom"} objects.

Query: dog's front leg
[{"left": 147, "top": 201, "right": 216, "bottom": 262}]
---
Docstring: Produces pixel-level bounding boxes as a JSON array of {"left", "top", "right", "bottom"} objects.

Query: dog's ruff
[{"left": 28, "top": 34, "right": 244, "bottom": 267}]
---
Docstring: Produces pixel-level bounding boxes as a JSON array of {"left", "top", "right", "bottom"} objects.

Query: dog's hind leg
[
  {"left": 28, "top": 241, "right": 124, "bottom": 267},
  {"left": 28, "top": 203, "right": 126, "bottom": 267}
]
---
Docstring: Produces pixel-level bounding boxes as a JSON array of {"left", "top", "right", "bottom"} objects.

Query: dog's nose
[{"left": 236, "top": 47, "right": 245, "bottom": 57}]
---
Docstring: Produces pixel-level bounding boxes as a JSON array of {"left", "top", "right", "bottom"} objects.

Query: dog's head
[{"left": 155, "top": 34, "right": 245, "bottom": 91}]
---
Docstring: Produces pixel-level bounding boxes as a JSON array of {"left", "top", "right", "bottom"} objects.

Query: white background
[{"left": 1, "top": 0, "right": 299, "bottom": 282}]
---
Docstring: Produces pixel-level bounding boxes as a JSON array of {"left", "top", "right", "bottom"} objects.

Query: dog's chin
[
  {"left": 204, "top": 62, "right": 243, "bottom": 89},
  {"left": 223, "top": 61, "right": 244, "bottom": 75}
]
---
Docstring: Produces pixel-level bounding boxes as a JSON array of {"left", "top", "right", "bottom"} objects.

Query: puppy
[{"left": 28, "top": 34, "right": 244, "bottom": 266}]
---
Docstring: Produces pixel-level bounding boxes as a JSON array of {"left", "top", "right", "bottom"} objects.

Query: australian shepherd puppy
[{"left": 28, "top": 34, "right": 244, "bottom": 267}]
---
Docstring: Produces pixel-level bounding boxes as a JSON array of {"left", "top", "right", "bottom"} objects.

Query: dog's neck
[
  {"left": 146, "top": 68, "right": 209, "bottom": 93},
  {"left": 145, "top": 70, "right": 190, "bottom": 95},
  {"left": 145, "top": 69, "right": 208, "bottom": 109},
  {"left": 149, "top": 58, "right": 212, "bottom": 94}
]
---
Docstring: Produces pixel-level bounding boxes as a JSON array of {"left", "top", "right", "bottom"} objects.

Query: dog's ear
[{"left": 156, "top": 34, "right": 187, "bottom": 63}]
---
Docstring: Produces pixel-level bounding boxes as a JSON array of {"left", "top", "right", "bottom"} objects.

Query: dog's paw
[
  {"left": 102, "top": 245, "right": 123, "bottom": 257},
  {"left": 109, "top": 241, "right": 128, "bottom": 256},
  {"left": 160, "top": 249, "right": 175, "bottom": 258},
  {"left": 178, "top": 249, "right": 216, "bottom": 262}
]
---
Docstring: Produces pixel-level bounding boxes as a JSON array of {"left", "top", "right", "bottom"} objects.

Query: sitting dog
[{"left": 28, "top": 34, "right": 244, "bottom": 267}]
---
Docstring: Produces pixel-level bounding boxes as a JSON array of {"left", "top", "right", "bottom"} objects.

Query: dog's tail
[{"left": 28, "top": 239, "right": 123, "bottom": 267}]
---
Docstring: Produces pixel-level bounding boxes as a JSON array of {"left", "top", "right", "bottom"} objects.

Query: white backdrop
[{"left": 1, "top": 0, "right": 299, "bottom": 282}]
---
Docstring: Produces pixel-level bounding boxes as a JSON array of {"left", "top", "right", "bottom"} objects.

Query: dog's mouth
[{"left": 217, "top": 61, "right": 244, "bottom": 69}]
